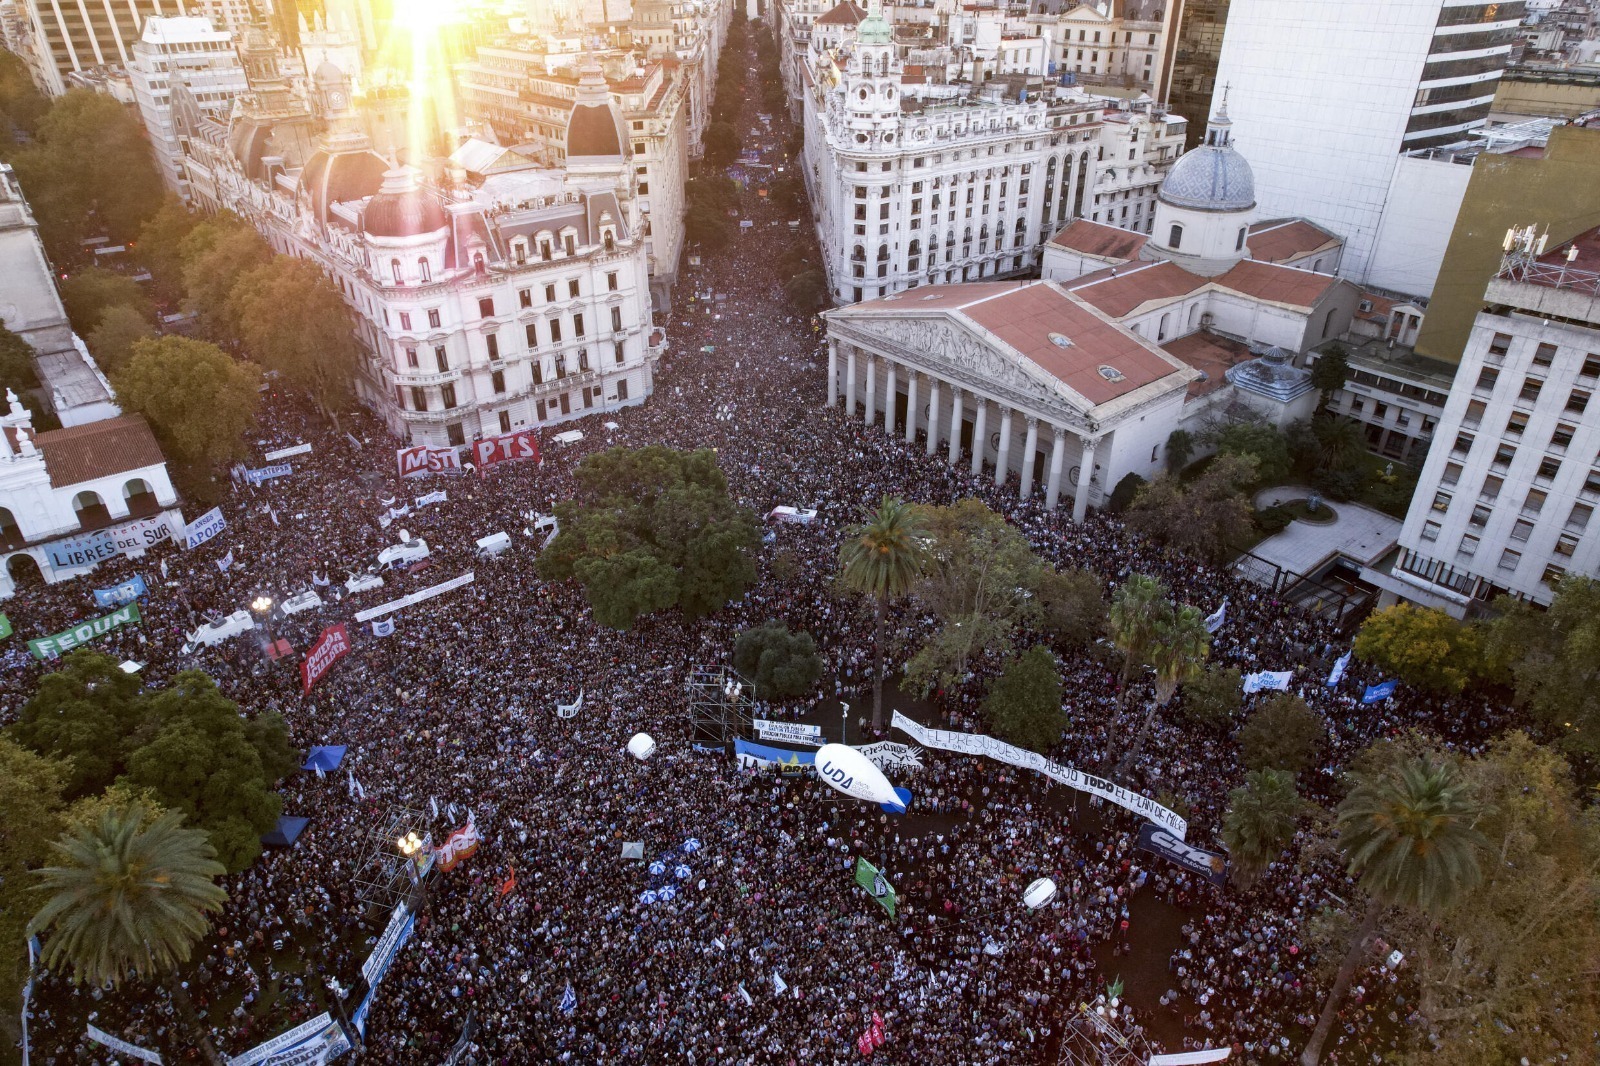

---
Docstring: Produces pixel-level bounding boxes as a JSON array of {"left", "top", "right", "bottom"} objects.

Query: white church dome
[{"left": 1157, "top": 105, "right": 1255, "bottom": 214}]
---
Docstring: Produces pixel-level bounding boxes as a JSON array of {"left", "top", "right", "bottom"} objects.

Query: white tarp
[
  {"left": 183, "top": 610, "right": 255, "bottom": 651},
  {"left": 766, "top": 506, "right": 818, "bottom": 524},
  {"left": 550, "top": 430, "right": 584, "bottom": 445},
  {"left": 892, "top": 711, "right": 1189, "bottom": 839},
  {"left": 1149, "top": 1049, "right": 1232, "bottom": 1065}
]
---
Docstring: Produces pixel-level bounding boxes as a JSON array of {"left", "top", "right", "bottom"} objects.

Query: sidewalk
[{"left": 1246, "top": 485, "right": 1402, "bottom": 575}]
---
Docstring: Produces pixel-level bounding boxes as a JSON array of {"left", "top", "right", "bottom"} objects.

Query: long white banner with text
[{"left": 891, "top": 711, "right": 1188, "bottom": 839}]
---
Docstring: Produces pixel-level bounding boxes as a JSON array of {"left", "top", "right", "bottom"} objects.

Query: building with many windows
[
  {"left": 180, "top": 51, "right": 664, "bottom": 448},
  {"left": 127, "top": 16, "right": 249, "bottom": 202},
  {"left": 1385, "top": 224, "right": 1600, "bottom": 615}
]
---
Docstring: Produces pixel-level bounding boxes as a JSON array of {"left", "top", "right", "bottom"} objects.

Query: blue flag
[
  {"left": 1362, "top": 680, "right": 1399, "bottom": 704},
  {"left": 1327, "top": 650, "right": 1352, "bottom": 687},
  {"left": 559, "top": 982, "right": 576, "bottom": 1016}
]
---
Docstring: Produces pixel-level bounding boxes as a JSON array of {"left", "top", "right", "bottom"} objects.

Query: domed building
[{"left": 1146, "top": 104, "right": 1257, "bottom": 277}]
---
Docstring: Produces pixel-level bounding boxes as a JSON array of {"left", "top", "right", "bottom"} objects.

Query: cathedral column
[
  {"left": 1072, "top": 436, "right": 1097, "bottom": 523},
  {"left": 947, "top": 386, "right": 963, "bottom": 466},
  {"left": 827, "top": 339, "right": 839, "bottom": 407},
  {"left": 904, "top": 372, "right": 919, "bottom": 444},
  {"left": 1045, "top": 427, "right": 1068, "bottom": 509},
  {"left": 924, "top": 378, "right": 941, "bottom": 456},
  {"left": 970, "top": 398, "right": 988, "bottom": 477},
  {"left": 994, "top": 407, "right": 1013, "bottom": 488},
  {"left": 864, "top": 354, "right": 877, "bottom": 426},
  {"left": 882, "top": 360, "right": 897, "bottom": 433},
  {"left": 1019, "top": 416, "right": 1039, "bottom": 499},
  {"left": 845, "top": 346, "right": 858, "bottom": 417}
]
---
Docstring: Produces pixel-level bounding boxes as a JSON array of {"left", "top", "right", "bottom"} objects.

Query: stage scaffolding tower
[{"left": 686, "top": 665, "right": 755, "bottom": 748}]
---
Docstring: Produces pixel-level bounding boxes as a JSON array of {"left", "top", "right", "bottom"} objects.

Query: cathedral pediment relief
[{"left": 830, "top": 315, "right": 1088, "bottom": 419}]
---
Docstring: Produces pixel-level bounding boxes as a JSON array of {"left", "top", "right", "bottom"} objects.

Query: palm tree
[
  {"left": 1113, "top": 603, "right": 1209, "bottom": 778},
  {"left": 1221, "top": 768, "right": 1303, "bottom": 888},
  {"left": 30, "top": 805, "right": 227, "bottom": 1062},
  {"left": 838, "top": 496, "right": 928, "bottom": 731},
  {"left": 1108, "top": 574, "right": 1168, "bottom": 716},
  {"left": 1313, "top": 416, "right": 1366, "bottom": 472},
  {"left": 1300, "top": 757, "right": 1485, "bottom": 1066}
]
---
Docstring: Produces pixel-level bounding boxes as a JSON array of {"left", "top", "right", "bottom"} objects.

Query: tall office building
[
  {"left": 20, "top": 0, "right": 260, "bottom": 95},
  {"left": 1212, "top": 0, "right": 1521, "bottom": 293},
  {"left": 1164, "top": 0, "right": 1229, "bottom": 150},
  {"left": 128, "top": 16, "right": 249, "bottom": 201}
]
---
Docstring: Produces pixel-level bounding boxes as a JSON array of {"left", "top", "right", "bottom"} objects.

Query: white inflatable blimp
[
  {"left": 815, "top": 743, "right": 905, "bottom": 812},
  {"left": 1023, "top": 877, "right": 1058, "bottom": 910},
  {"left": 627, "top": 733, "right": 656, "bottom": 761}
]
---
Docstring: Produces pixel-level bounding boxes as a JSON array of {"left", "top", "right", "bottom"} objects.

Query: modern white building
[
  {"left": 180, "top": 54, "right": 665, "bottom": 448},
  {"left": 16, "top": 0, "right": 249, "bottom": 96},
  {"left": 128, "top": 16, "right": 249, "bottom": 202},
  {"left": 1384, "top": 224, "right": 1600, "bottom": 615},
  {"left": 1212, "top": 0, "right": 1521, "bottom": 295}
]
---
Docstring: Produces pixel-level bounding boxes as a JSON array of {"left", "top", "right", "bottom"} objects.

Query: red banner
[
  {"left": 436, "top": 819, "right": 481, "bottom": 872},
  {"left": 397, "top": 445, "right": 462, "bottom": 478},
  {"left": 300, "top": 623, "right": 350, "bottom": 693},
  {"left": 470, "top": 428, "right": 539, "bottom": 469}
]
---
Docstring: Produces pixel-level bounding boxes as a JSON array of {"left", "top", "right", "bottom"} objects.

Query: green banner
[
  {"left": 0, "top": 612, "right": 10, "bottom": 639},
  {"left": 28, "top": 603, "right": 142, "bottom": 660},
  {"left": 854, "top": 857, "right": 897, "bottom": 918}
]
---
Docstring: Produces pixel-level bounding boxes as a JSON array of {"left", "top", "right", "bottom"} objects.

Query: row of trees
[{"left": 1352, "top": 577, "right": 1600, "bottom": 755}]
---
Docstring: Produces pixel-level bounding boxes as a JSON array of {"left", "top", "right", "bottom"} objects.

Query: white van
[
  {"left": 475, "top": 531, "right": 512, "bottom": 558},
  {"left": 345, "top": 572, "right": 385, "bottom": 595},
  {"left": 766, "top": 506, "right": 818, "bottom": 525},
  {"left": 377, "top": 539, "right": 430, "bottom": 569},
  {"left": 182, "top": 610, "right": 255, "bottom": 654},
  {"left": 280, "top": 590, "right": 323, "bottom": 615}
]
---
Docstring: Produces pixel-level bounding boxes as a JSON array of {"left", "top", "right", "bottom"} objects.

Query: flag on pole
[
  {"left": 430, "top": 796, "right": 439, "bottom": 818},
  {"left": 854, "top": 857, "right": 897, "bottom": 917},
  {"left": 372, "top": 618, "right": 396, "bottom": 637},
  {"left": 773, "top": 972, "right": 788, "bottom": 996},
  {"left": 217, "top": 549, "right": 234, "bottom": 572},
  {"left": 1327, "top": 650, "right": 1352, "bottom": 687},
  {"left": 737, "top": 983, "right": 754, "bottom": 1006},
  {"left": 1242, "top": 670, "right": 1293, "bottom": 694},
  {"left": 1204, "top": 597, "right": 1228, "bottom": 634},
  {"left": 559, "top": 982, "right": 576, "bottom": 1016},
  {"left": 1362, "top": 679, "right": 1399, "bottom": 704}
]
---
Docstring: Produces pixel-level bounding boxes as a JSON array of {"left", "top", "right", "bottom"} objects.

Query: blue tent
[
  {"left": 261, "top": 815, "right": 310, "bottom": 848},
  {"left": 303, "top": 745, "right": 347, "bottom": 772}
]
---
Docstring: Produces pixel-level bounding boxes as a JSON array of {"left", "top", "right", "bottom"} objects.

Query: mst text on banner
[
  {"left": 397, "top": 444, "right": 463, "bottom": 478},
  {"left": 892, "top": 711, "right": 1189, "bottom": 839}
]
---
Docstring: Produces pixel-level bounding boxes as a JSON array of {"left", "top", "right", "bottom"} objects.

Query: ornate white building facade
[{"left": 180, "top": 51, "right": 664, "bottom": 448}]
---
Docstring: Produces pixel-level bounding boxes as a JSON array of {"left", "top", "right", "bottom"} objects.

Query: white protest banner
[
  {"left": 361, "top": 903, "right": 417, "bottom": 986},
  {"left": 183, "top": 506, "right": 227, "bottom": 549},
  {"left": 891, "top": 711, "right": 1188, "bottom": 839},
  {"left": 1327, "top": 650, "right": 1352, "bottom": 687},
  {"left": 45, "top": 514, "right": 176, "bottom": 569},
  {"left": 263, "top": 442, "right": 312, "bottom": 461},
  {"left": 225, "top": 1013, "right": 350, "bottom": 1066},
  {"left": 1149, "top": 1049, "right": 1232, "bottom": 1065},
  {"left": 752, "top": 719, "right": 824, "bottom": 746},
  {"left": 855, "top": 741, "right": 925, "bottom": 772},
  {"left": 354, "top": 572, "right": 475, "bottom": 622},
  {"left": 1242, "top": 670, "right": 1294, "bottom": 694},
  {"left": 86, "top": 1024, "right": 163, "bottom": 1063},
  {"left": 415, "top": 490, "right": 448, "bottom": 507},
  {"left": 243, "top": 463, "right": 293, "bottom": 487}
]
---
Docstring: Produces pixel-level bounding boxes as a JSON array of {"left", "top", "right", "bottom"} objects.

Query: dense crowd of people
[{"left": 6, "top": 28, "right": 1528, "bottom": 1066}]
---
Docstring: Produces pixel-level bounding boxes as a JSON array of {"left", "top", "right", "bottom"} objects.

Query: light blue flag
[
  {"left": 1327, "top": 651, "right": 1352, "bottom": 687},
  {"left": 1362, "top": 680, "right": 1399, "bottom": 704}
]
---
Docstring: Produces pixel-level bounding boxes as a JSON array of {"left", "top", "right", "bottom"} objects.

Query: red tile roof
[
  {"left": 816, "top": 1, "right": 867, "bottom": 24},
  {"left": 1213, "top": 260, "right": 1341, "bottom": 309},
  {"left": 1356, "top": 290, "right": 1396, "bottom": 324},
  {"left": 1047, "top": 218, "right": 1148, "bottom": 263},
  {"left": 1246, "top": 219, "right": 1341, "bottom": 264},
  {"left": 1161, "top": 332, "right": 1253, "bottom": 401},
  {"left": 35, "top": 415, "right": 168, "bottom": 489},
  {"left": 1065, "top": 261, "right": 1206, "bottom": 317},
  {"left": 846, "top": 282, "right": 1190, "bottom": 407}
]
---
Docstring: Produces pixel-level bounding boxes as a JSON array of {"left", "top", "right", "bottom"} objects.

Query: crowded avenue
[{"left": 7, "top": 27, "right": 1534, "bottom": 1066}]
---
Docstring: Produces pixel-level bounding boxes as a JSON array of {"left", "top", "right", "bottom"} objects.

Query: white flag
[
  {"left": 1204, "top": 597, "right": 1228, "bottom": 634},
  {"left": 160, "top": 559, "right": 168, "bottom": 579},
  {"left": 430, "top": 796, "right": 439, "bottom": 818},
  {"left": 737, "top": 983, "right": 753, "bottom": 1006},
  {"left": 1327, "top": 650, "right": 1352, "bottom": 687},
  {"left": 773, "top": 972, "right": 788, "bottom": 996},
  {"left": 216, "top": 549, "right": 234, "bottom": 572},
  {"left": 1242, "top": 670, "right": 1293, "bottom": 694},
  {"left": 372, "top": 618, "right": 396, "bottom": 637},
  {"left": 346, "top": 769, "right": 355, "bottom": 797}
]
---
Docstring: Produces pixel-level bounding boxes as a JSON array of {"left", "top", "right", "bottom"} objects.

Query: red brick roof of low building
[
  {"left": 816, "top": 1, "right": 867, "bottom": 25},
  {"left": 1047, "top": 218, "right": 1148, "bottom": 263},
  {"left": 1246, "top": 219, "right": 1341, "bottom": 264},
  {"left": 34, "top": 415, "right": 167, "bottom": 489}
]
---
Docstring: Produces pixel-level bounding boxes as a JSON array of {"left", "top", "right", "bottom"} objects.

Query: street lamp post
[
  {"left": 841, "top": 700, "right": 850, "bottom": 747},
  {"left": 251, "top": 595, "right": 274, "bottom": 647}
]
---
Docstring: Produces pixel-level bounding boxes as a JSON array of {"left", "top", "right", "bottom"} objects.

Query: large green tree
[
  {"left": 135, "top": 196, "right": 199, "bottom": 304},
  {"left": 30, "top": 806, "right": 227, "bottom": 1060},
  {"left": 905, "top": 499, "right": 1041, "bottom": 693},
  {"left": 1387, "top": 733, "right": 1600, "bottom": 1063},
  {"left": 1301, "top": 757, "right": 1486, "bottom": 1066},
  {"left": 0, "top": 321, "right": 39, "bottom": 396},
  {"left": 1176, "top": 664, "right": 1243, "bottom": 731},
  {"left": 732, "top": 623, "right": 824, "bottom": 699},
  {"left": 1214, "top": 421, "right": 1291, "bottom": 486},
  {"left": 1034, "top": 565, "right": 1104, "bottom": 647},
  {"left": 179, "top": 215, "right": 273, "bottom": 341},
  {"left": 703, "top": 122, "right": 743, "bottom": 168},
  {"left": 122, "top": 672, "right": 294, "bottom": 872},
  {"left": 231, "top": 256, "right": 359, "bottom": 422},
  {"left": 1237, "top": 693, "right": 1327, "bottom": 774},
  {"left": 7, "top": 91, "right": 163, "bottom": 261},
  {"left": 8, "top": 650, "right": 146, "bottom": 798},
  {"left": 982, "top": 645, "right": 1065, "bottom": 752},
  {"left": 1220, "top": 768, "right": 1303, "bottom": 888},
  {"left": 1353, "top": 603, "right": 1481, "bottom": 694},
  {"left": 1483, "top": 576, "right": 1600, "bottom": 754},
  {"left": 1127, "top": 453, "right": 1258, "bottom": 564},
  {"left": 114, "top": 336, "right": 261, "bottom": 465},
  {"left": 85, "top": 304, "right": 156, "bottom": 376},
  {"left": 0, "top": 51, "right": 50, "bottom": 151},
  {"left": 1108, "top": 573, "right": 1167, "bottom": 716},
  {"left": 1310, "top": 345, "right": 1350, "bottom": 411},
  {"left": 1114, "top": 602, "right": 1210, "bottom": 777},
  {"left": 58, "top": 266, "right": 153, "bottom": 335},
  {"left": 0, "top": 738, "right": 66, "bottom": 1049},
  {"left": 539, "top": 447, "right": 759, "bottom": 629},
  {"left": 837, "top": 496, "right": 929, "bottom": 730}
]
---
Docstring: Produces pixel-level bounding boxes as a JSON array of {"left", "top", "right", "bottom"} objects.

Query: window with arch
[
  {"left": 73, "top": 490, "right": 108, "bottom": 525},
  {"left": 123, "top": 478, "right": 156, "bottom": 514},
  {"left": 0, "top": 505, "right": 20, "bottom": 548},
  {"left": 602, "top": 228, "right": 615, "bottom": 252},
  {"left": 418, "top": 257, "right": 432, "bottom": 282},
  {"left": 1168, "top": 223, "right": 1183, "bottom": 249},
  {"left": 390, "top": 258, "right": 403, "bottom": 284}
]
